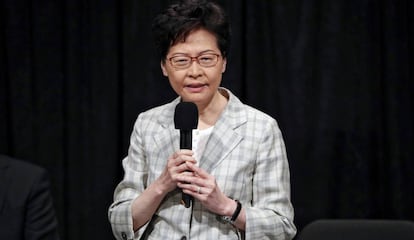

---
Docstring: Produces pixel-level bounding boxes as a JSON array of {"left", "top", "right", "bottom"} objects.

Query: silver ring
[{"left": 197, "top": 187, "right": 201, "bottom": 194}]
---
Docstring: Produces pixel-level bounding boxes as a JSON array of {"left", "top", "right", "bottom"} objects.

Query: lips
[
  {"left": 187, "top": 83, "right": 206, "bottom": 88},
  {"left": 185, "top": 83, "right": 207, "bottom": 92}
]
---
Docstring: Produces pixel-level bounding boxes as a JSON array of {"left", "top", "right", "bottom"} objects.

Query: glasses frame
[{"left": 168, "top": 53, "right": 221, "bottom": 70}]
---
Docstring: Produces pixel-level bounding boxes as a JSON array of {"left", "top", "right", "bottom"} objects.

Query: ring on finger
[{"left": 197, "top": 186, "right": 201, "bottom": 194}]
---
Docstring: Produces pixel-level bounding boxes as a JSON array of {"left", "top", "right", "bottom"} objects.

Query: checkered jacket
[{"left": 108, "top": 88, "right": 296, "bottom": 240}]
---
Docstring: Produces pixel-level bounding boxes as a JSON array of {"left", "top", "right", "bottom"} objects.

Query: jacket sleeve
[
  {"left": 108, "top": 115, "right": 151, "bottom": 240},
  {"left": 244, "top": 119, "right": 297, "bottom": 239}
]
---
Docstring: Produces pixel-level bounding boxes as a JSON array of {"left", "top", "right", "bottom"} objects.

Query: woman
[{"left": 108, "top": 0, "right": 296, "bottom": 239}]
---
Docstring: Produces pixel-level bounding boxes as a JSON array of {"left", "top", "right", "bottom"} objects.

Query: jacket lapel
[
  {"left": 200, "top": 93, "right": 246, "bottom": 173},
  {"left": 153, "top": 99, "right": 180, "bottom": 155}
]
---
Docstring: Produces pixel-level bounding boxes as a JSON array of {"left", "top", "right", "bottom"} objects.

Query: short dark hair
[{"left": 152, "top": 0, "right": 231, "bottom": 62}]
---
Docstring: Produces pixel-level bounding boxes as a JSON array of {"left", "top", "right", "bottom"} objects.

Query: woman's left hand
[{"left": 176, "top": 162, "right": 236, "bottom": 216}]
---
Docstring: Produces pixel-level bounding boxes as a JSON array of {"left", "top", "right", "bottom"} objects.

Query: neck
[{"left": 197, "top": 90, "right": 228, "bottom": 129}]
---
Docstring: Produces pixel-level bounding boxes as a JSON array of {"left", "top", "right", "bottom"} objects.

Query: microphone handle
[
  {"left": 180, "top": 130, "right": 192, "bottom": 149},
  {"left": 180, "top": 130, "right": 193, "bottom": 208}
]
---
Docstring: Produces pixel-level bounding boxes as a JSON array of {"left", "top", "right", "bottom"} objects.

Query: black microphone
[{"left": 174, "top": 102, "right": 198, "bottom": 208}]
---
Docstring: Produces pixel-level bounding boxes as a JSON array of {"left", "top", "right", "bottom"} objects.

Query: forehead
[{"left": 168, "top": 29, "right": 220, "bottom": 55}]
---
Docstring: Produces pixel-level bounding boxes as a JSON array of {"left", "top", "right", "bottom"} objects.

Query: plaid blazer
[{"left": 108, "top": 88, "right": 296, "bottom": 240}]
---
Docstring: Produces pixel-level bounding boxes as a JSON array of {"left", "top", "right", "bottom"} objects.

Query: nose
[{"left": 187, "top": 59, "right": 203, "bottom": 77}]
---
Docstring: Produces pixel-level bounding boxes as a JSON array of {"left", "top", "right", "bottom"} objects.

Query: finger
[
  {"left": 175, "top": 151, "right": 196, "bottom": 162},
  {"left": 181, "top": 188, "right": 196, "bottom": 197},
  {"left": 168, "top": 159, "right": 183, "bottom": 168},
  {"left": 169, "top": 155, "right": 195, "bottom": 168},
  {"left": 177, "top": 182, "right": 192, "bottom": 193},
  {"left": 180, "top": 185, "right": 208, "bottom": 198},
  {"left": 186, "top": 162, "right": 208, "bottom": 177},
  {"left": 170, "top": 149, "right": 193, "bottom": 159},
  {"left": 177, "top": 182, "right": 202, "bottom": 194},
  {"left": 171, "top": 163, "right": 193, "bottom": 176},
  {"left": 176, "top": 175, "right": 206, "bottom": 187},
  {"left": 187, "top": 185, "right": 203, "bottom": 195},
  {"left": 177, "top": 149, "right": 194, "bottom": 156},
  {"left": 182, "top": 171, "right": 194, "bottom": 176}
]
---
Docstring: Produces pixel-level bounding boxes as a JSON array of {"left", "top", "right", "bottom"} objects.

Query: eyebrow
[{"left": 169, "top": 50, "right": 218, "bottom": 57}]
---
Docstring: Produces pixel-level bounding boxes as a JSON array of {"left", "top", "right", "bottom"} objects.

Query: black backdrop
[{"left": 1, "top": 0, "right": 413, "bottom": 239}]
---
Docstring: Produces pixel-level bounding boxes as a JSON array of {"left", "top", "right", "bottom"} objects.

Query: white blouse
[{"left": 192, "top": 126, "right": 214, "bottom": 164}]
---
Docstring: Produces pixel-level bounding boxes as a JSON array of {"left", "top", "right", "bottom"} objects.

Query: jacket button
[
  {"left": 121, "top": 232, "right": 127, "bottom": 240},
  {"left": 180, "top": 236, "right": 187, "bottom": 240}
]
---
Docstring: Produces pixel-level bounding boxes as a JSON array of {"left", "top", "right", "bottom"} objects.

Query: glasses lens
[
  {"left": 169, "top": 54, "right": 219, "bottom": 69},
  {"left": 198, "top": 54, "right": 218, "bottom": 67},
  {"left": 170, "top": 56, "right": 191, "bottom": 68}
]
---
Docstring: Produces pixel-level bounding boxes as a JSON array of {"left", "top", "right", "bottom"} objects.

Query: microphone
[{"left": 174, "top": 102, "right": 198, "bottom": 208}]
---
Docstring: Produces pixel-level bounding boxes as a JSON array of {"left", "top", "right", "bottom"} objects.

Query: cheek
[
  {"left": 168, "top": 78, "right": 184, "bottom": 96},
  {"left": 167, "top": 72, "right": 186, "bottom": 90},
  {"left": 209, "top": 69, "right": 225, "bottom": 82}
]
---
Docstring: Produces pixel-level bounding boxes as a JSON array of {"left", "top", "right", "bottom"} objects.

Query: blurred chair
[{"left": 296, "top": 219, "right": 414, "bottom": 240}]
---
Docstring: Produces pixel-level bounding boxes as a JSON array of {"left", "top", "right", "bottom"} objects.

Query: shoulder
[
  {"left": 225, "top": 89, "right": 278, "bottom": 125},
  {"left": 132, "top": 98, "right": 179, "bottom": 130},
  {"left": 0, "top": 155, "right": 45, "bottom": 179},
  {"left": 138, "top": 100, "right": 177, "bottom": 119},
  {"left": 0, "top": 155, "right": 51, "bottom": 208}
]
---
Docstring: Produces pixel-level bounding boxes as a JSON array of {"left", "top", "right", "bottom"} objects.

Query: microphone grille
[{"left": 174, "top": 102, "right": 198, "bottom": 130}]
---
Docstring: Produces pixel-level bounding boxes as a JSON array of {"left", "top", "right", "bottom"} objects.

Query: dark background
[{"left": 1, "top": 0, "right": 413, "bottom": 239}]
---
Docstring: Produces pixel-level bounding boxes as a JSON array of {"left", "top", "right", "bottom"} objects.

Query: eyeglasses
[{"left": 168, "top": 53, "right": 221, "bottom": 70}]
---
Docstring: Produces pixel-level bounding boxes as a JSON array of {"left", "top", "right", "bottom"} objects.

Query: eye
[
  {"left": 198, "top": 55, "right": 215, "bottom": 63},
  {"left": 171, "top": 56, "right": 190, "bottom": 66}
]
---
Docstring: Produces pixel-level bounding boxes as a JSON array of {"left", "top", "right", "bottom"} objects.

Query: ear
[
  {"left": 221, "top": 58, "right": 227, "bottom": 73},
  {"left": 161, "top": 61, "right": 168, "bottom": 77}
]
